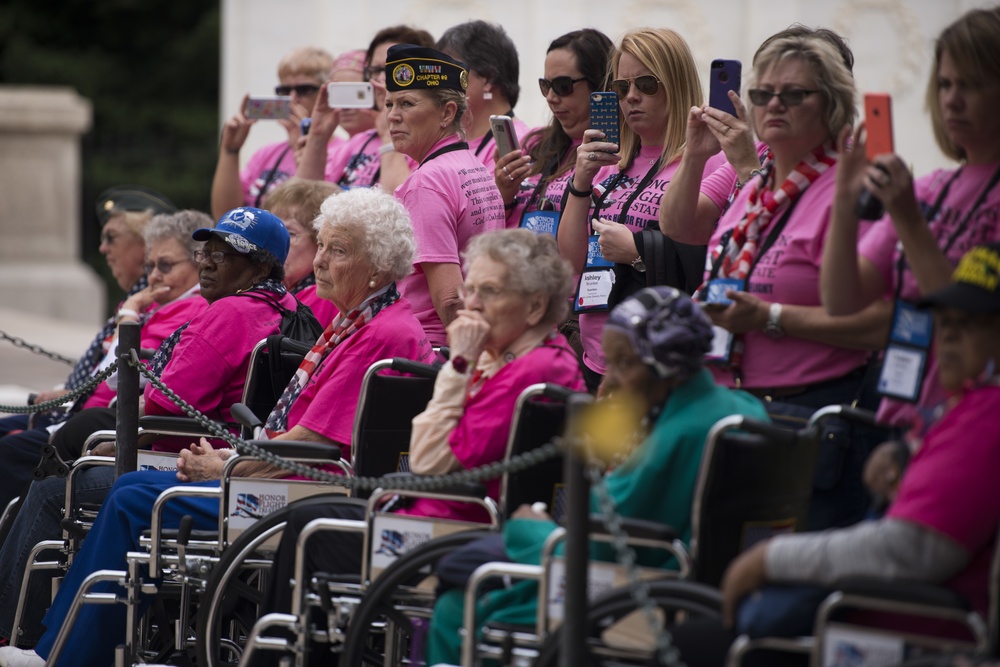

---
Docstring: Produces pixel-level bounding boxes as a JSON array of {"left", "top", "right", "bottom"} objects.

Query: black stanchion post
[
  {"left": 116, "top": 321, "right": 140, "bottom": 479},
  {"left": 562, "top": 394, "right": 591, "bottom": 667}
]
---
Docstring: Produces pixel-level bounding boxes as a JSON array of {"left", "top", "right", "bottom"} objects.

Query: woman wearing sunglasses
[
  {"left": 211, "top": 47, "right": 336, "bottom": 220},
  {"left": 557, "top": 27, "right": 728, "bottom": 392},
  {"left": 494, "top": 29, "right": 613, "bottom": 230},
  {"left": 696, "top": 33, "right": 893, "bottom": 529}
]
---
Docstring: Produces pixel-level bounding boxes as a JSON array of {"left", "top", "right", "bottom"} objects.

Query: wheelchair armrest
[
  {"left": 541, "top": 383, "right": 582, "bottom": 402},
  {"left": 244, "top": 439, "right": 342, "bottom": 461},
  {"left": 379, "top": 471, "right": 486, "bottom": 498},
  {"left": 389, "top": 358, "right": 440, "bottom": 379},
  {"left": 588, "top": 514, "right": 678, "bottom": 542},
  {"left": 834, "top": 576, "right": 971, "bottom": 610},
  {"left": 139, "top": 415, "right": 216, "bottom": 434},
  {"left": 230, "top": 403, "right": 262, "bottom": 431},
  {"left": 277, "top": 337, "right": 312, "bottom": 356}
]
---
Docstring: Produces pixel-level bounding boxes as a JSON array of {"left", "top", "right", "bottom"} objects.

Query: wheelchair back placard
[
  {"left": 546, "top": 559, "right": 672, "bottom": 627},
  {"left": 369, "top": 514, "right": 477, "bottom": 582},
  {"left": 226, "top": 479, "right": 349, "bottom": 546},
  {"left": 136, "top": 451, "right": 180, "bottom": 472}
]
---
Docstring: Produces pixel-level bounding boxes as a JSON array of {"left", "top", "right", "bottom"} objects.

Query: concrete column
[{"left": 0, "top": 86, "right": 105, "bottom": 327}]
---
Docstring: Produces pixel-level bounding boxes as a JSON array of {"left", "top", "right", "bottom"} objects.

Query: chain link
[
  {"left": 130, "top": 350, "right": 561, "bottom": 493},
  {"left": 0, "top": 329, "right": 78, "bottom": 366},
  {"left": 588, "top": 464, "right": 686, "bottom": 667},
  {"left": 0, "top": 362, "right": 119, "bottom": 414}
]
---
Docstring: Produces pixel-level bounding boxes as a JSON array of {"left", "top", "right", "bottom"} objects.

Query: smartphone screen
[
  {"left": 864, "top": 93, "right": 894, "bottom": 160},
  {"left": 245, "top": 96, "right": 292, "bottom": 120},
  {"left": 709, "top": 59, "right": 742, "bottom": 117},
  {"left": 489, "top": 115, "right": 519, "bottom": 156},
  {"left": 589, "top": 92, "right": 620, "bottom": 149}
]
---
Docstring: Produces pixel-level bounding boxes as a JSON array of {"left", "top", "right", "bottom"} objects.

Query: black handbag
[{"left": 607, "top": 229, "right": 707, "bottom": 309}]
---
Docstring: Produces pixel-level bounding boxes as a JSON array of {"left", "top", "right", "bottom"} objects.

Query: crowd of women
[{"left": 0, "top": 7, "right": 998, "bottom": 667}]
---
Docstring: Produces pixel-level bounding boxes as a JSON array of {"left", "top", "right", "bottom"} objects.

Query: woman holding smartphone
[
  {"left": 821, "top": 7, "right": 1000, "bottom": 435},
  {"left": 557, "top": 28, "right": 728, "bottom": 391},
  {"left": 494, "top": 29, "right": 614, "bottom": 230}
]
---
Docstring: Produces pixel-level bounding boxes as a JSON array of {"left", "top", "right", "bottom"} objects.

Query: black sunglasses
[
  {"left": 538, "top": 76, "right": 587, "bottom": 97},
  {"left": 610, "top": 75, "right": 660, "bottom": 97},
  {"left": 364, "top": 65, "right": 386, "bottom": 82},
  {"left": 747, "top": 88, "right": 820, "bottom": 107},
  {"left": 274, "top": 84, "right": 320, "bottom": 97}
]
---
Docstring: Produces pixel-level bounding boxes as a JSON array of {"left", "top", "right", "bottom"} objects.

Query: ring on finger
[
  {"left": 723, "top": 126, "right": 731, "bottom": 135},
  {"left": 588, "top": 152, "right": 596, "bottom": 161},
  {"left": 502, "top": 165, "right": 510, "bottom": 175}
]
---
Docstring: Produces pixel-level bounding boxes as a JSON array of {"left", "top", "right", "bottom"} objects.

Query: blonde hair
[
  {"left": 925, "top": 8, "right": 1000, "bottom": 162},
  {"left": 263, "top": 178, "right": 341, "bottom": 244},
  {"left": 610, "top": 28, "right": 702, "bottom": 171},
  {"left": 277, "top": 47, "right": 334, "bottom": 84},
  {"left": 750, "top": 35, "right": 856, "bottom": 139}
]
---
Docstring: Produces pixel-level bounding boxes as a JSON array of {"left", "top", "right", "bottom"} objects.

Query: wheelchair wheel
[
  {"left": 195, "top": 493, "right": 350, "bottom": 667},
  {"left": 341, "top": 529, "right": 496, "bottom": 667},
  {"left": 532, "top": 578, "right": 723, "bottom": 667}
]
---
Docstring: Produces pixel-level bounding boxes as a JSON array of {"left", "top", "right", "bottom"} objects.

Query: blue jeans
[
  {"left": 33, "top": 470, "right": 221, "bottom": 667},
  {"left": 0, "top": 467, "right": 116, "bottom": 646},
  {"left": 0, "top": 427, "right": 52, "bottom": 512}
]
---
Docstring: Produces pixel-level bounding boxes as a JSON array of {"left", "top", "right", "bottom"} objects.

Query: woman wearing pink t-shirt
[
  {"left": 383, "top": 44, "right": 506, "bottom": 346},
  {"left": 210, "top": 47, "right": 333, "bottom": 220},
  {"left": 558, "top": 28, "right": 721, "bottom": 391},
  {"left": 821, "top": 7, "right": 1000, "bottom": 436}
]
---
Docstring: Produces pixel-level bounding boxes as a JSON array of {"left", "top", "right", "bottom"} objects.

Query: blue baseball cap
[{"left": 193, "top": 207, "right": 290, "bottom": 264}]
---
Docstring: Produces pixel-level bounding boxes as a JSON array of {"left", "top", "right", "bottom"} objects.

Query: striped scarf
[
  {"left": 264, "top": 283, "right": 400, "bottom": 436},
  {"left": 716, "top": 141, "right": 837, "bottom": 279}
]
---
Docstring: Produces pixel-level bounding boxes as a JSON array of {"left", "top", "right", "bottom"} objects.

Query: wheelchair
[
  {"left": 454, "top": 410, "right": 823, "bottom": 667},
  {"left": 232, "top": 380, "right": 578, "bottom": 667},
  {"left": 6, "top": 335, "right": 312, "bottom": 653}
]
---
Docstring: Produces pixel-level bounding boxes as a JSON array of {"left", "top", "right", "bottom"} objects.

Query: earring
[
  {"left": 368, "top": 279, "right": 377, "bottom": 288},
  {"left": 483, "top": 90, "right": 493, "bottom": 101}
]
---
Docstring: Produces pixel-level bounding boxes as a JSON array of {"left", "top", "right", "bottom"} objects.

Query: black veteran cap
[
  {"left": 385, "top": 44, "right": 469, "bottom": 92},
  {"left": 96, "top": 185, "right": 176, "bottom": 224},
  {"left": 919, "top": 242, "right": 1000, "bottom": 313}
]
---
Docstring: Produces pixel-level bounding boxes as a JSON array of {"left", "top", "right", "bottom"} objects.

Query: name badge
[
  {"left": 877, "top": 300, "right": 932, "bottom": 402},
  {"left": 573, "top": 268, "right": 615, "bottom": 313},
  {"left": 706, "top": 324, "right": 734, "bottom": 364},
  {"left": 520, "top": 210, "right": 560, "bottom": 237}
]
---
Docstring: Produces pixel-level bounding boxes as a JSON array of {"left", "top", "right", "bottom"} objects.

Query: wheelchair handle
[
  {"left": 737, "top": 417, "right": 805, "bottom": 446},
  {"left": 541, "top": 383, "right": 581, "bottom": 402},
  {"left": 177, "top": 515, "right": 193, "bottom": 546},
  {"left": 230, "top": 402, "right": 263, "bottom": 430},
  {"left": 390, "top": 358, "right": 440, "bottom": 379}
]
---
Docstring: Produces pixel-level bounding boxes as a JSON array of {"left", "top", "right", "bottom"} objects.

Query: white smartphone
[
  {"left": 489, "top": 115, "right": 520, "bottom": 156},
  {"left": 326, "top": 82, "right": 375, "bottom": 109},
  {"left": 245, "top": 96, "right": 292, "bottom": 120}
]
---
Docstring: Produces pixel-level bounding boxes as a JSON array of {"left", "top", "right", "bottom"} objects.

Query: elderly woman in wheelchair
[
  {"left": 0, "top": 189, "right": 433, "bottom": 667},
  {"left": 231, "top": 228, "right": 585, "bottom": 665},
  {"left": 421, "top": 286, "right": 768, "bottom": 666},
  {"left": 661, "top": 243, "right": 1000, "bottom": 667}
]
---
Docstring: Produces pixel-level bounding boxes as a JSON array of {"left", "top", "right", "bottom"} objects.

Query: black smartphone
[
  {"left": 709, "top": 59, "right": 741, "bottom": 117},
  {"left": 589, "top": 92, "right": 620, "bottom": 150}
]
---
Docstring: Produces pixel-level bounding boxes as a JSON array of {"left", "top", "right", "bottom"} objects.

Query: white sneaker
[{"left": 0, "top": 647, "right": 45, "bottom": 667}]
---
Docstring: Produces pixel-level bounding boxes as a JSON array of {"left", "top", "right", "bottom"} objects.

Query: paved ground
[{"left": 0, "top": 307, "right": 97, "bottom": 417}]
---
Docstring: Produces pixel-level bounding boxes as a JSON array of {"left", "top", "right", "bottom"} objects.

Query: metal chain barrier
[
  {"left": 129, "top": 349, "right": 560, "bottom": 493},
  {"left": 588, "top": 464, "right": 687, "bottom": 667},
  {"left": 0, "top": 329, "right": 78, "bottom": 366},
  {"left": 0, "top": 362, "right": 118, "bottom": 414}
]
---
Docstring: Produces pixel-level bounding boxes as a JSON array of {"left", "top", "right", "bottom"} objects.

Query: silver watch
[{"left": 764, "top": 302, "right": 784, "bottom": 339}]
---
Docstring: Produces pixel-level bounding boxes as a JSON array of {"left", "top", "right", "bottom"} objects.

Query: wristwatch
[
  {"left": 451, "top": 355, "right": 470, "bottom": 374},
  {"left": 764, "top": 302, "right": 785, "bottom": 339},
  {"left": 630, "top": 255, "right": 647, "bottom": 273}
]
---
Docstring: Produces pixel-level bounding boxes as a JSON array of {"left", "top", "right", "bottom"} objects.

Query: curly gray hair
[
  {"left": 313, "top": 188, "right": 415, "bottom": 281},
  {"left": 463, "top": 229, "right": 574, "bottom": 326},
  {"left": 144, "top": 210, "right": 212, "bottom": 257}
]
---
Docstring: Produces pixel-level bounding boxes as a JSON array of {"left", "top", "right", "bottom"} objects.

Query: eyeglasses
[
  {"left": 747, "top": 88, "right": 820, "bottom": 107},
  {"left": 538, "top": 76, "right": 587, "bottom": 97},
  {"left": 274, "top": 84, "right": 320, "bottom": 97},
  {"left": 364, "top": 65, "right": 385, "bottom": 82},
  {"left": 143, "top": 258, "right": 190, "bottom": 275},
  {"left": 99, "top": 231, "right": 120, "bottom": 246},
  {"left": 610, "top": 75, "right": 660, "bottom": 97},
  {"left": 194, "top": 249, "right": 243, "bottom": 265},
  {"left": 458, "top": 283, "right": 515, "bottom": 303}
]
